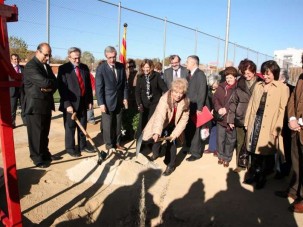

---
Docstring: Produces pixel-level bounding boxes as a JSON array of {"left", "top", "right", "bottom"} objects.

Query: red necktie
[
  {"left": 75, "top": 66, "right": 85, "bottom": 96},
  {"left": 14, "top": 65, "right": 19, "bottom": 73}
]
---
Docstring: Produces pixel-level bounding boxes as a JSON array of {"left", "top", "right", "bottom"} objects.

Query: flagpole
[{"left": 119, "top": 23, "right": 127, "bottom": 65}]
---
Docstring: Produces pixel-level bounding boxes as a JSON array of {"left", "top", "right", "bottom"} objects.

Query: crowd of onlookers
[{"left": 9, "top": 42, "right": 303, "bottom": 213}]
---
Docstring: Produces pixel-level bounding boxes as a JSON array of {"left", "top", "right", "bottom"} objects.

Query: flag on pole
[{"left": 119, "top": 23, "right": 128, "bottom": 65}]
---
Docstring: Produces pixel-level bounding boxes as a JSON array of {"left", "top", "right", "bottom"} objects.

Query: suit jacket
[
  {"left": 288, "top": 73, "right": 303, "bottom": 144},
  {"left": 23, "top": 56, "right": 57, "bottom": 115},
  {"left": 187, "top": 68, "right": 208, "bottom": 114},
  {"left": 10, "top": 65, "right": 24, "bottom": 97},
  {"left": 57, "top": 62, "right": 93, "bottom": 112},
  {"left": 135, "top": 71, "right": 168, "bottom": 108},
  {"left": 95, "top": 62, "right": 128, "bottom": 112},
  {"left": 163, "top": 66, "right": 189, "bottom": 89}
]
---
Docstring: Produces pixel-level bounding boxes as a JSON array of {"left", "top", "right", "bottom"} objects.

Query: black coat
[
  {"left": 23, "top": 56, "right": 57, "bottom": 115},
  {"left": 187, "top": 68, "right": 208, "bottom": 114},
  {"left": 135, "top": 71, "right": 168, "bottom": 108},
  {"left": 57, "top": 62, "right": 93, "bottom": 112},
  {"left": 227, "top": 76, "right": 259, "bottom": 127}
]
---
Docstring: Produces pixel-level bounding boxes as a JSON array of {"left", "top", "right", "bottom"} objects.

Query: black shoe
[
  {"left": 275, "top": 191, "right": 290, "bottom": 199},
  {"left": 35, "top": 162, "right": 49, "bottom": 168},
  {"left": 163, "top": 166, "right": 175, "bottom": 176},
  {"left": 44, "top": 155, "right": 62, "bottom": 162},
  {"left": 186, "top": 155, "right": 199, "bottom": 162},
  {"left": 255, "top": 175, "right": 266, "bottom": 190},
  {"left": 150, "top": 155, "right": 159, "bottom": 161},
  {"left": 81, "top": 147, "right": 96, "bottom": 153},
  {"left": 243, "top": 178, "right": 255, "bottom": 185},
  {"left": 68, "top": 152, "right": 81, "bottom": 157}
]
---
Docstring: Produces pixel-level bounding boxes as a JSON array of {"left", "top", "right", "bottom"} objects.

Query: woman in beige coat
[
  {"left": 143, "top": 78, "right": 189, "bottom": 176},
  {"left": 244, "top": 60, "right": 289, "bottom": 189}
]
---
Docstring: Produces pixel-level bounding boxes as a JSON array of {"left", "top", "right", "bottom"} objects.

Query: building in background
[{"left": 274, "top": 48, "right": 303, "bottom": 69}]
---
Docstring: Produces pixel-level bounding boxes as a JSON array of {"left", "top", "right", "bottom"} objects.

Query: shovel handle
[{"left": 71, "top": 112, "right": 95, "bottom": 146}]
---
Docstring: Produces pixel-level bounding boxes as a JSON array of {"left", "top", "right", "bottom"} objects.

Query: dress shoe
[
  {"left": 150, "top": 155, "right": 159, "bottom": 161},
  {"left": 162, "top": 166, "right": 175, "bottom": 176},
  {"left": 81, "top": 147, "right": 96, "bottom": 153},
  {"left": 243, "top": 177, "right": 255, "bottom": 185},
  {"left": 35, "top": 162, "right": 49, "bottom": 168},
  {"left": 116, "top": 144, "right": 126, "bottom": 150},
  {"left": 213, "top": 151, "right": 218, "bottom": 157},
  {"left": 203, "top": 149, "right": 212, "bottom": 154},
  {"left": 233, "top": 167, "right": 245, "bottom": 173},
  {"left": 275, "top": 191, "right": 296, "bottom": 200},
  {"left": 218, "top": 159, "right": 223, "bottom": 165},
  {"left": 255, "top": 175, "right": 266, "bottom": 190},
  {"left": 289, "top": 201, "right": 303, "bottom": 213},
  {"left": 68, "top": 152, "right": 81, "bottom": 158},
  {"left": 223, "top": 161, "right": 229, "bottom": 167},
  {"left": 186, "top": 155, "right": 199, "bottom": 162},
  {"left": 44, "top": 155, "right": 62, "bottom": 162}
]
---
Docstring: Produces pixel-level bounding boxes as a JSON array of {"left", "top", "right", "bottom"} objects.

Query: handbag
[{"left": 238, "top": 141, "right": 249, "bottom": 168}]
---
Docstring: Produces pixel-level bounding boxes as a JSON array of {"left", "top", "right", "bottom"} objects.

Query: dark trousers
[
  {"left": 208, "top": 124, "right": 217, "bottom": 152},
  {"left": 163, "top": 141, "right": 177, "bottom": 168},
  {"left": 235, "top": 126, "right": 246, "bottom": 167},
  {"left": 217, "top": 124, "right": 236, "bottom": 162},
  {"left": 288, "top": 135, "right": 303, "bottom": 200},
  {"left": 26, "top": 113, "right": 52, "bottom": 165},
  {"left": 102, "top": 107, "right": 122, "bottom": 149},
  {"left": 10, "top": 92, "right": 26, "bottom": 126},
  {"left": 185, "top": 118, "right": 206, "bottom": 158},
  {"left": 63, "top": 109, "right": 87, "bottom": 154}
]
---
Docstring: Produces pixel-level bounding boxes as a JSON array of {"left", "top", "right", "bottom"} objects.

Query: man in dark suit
[
  {"left": 163, "top": 55, "right": 189, "bottom": 88},
  {"left": 10, "top": 53, "right": 26, "bottom": 127},
  {"left": 95, "top": 46, "right": 128, "bottom": 151},
  {"left": 185, "top": 55, "right": 208, "bottom": 161},
  {"left": 24, "top": 43, "right": 57, "bottom": 168},
  {"left": 57, "top": 47, "right": 94, "bottom": 157}
]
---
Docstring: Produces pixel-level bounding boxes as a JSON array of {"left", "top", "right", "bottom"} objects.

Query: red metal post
[{"left": 0, "top": 1, "right": 22, "bottom": 226}]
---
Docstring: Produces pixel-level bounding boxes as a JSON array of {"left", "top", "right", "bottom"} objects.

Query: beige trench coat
[
  {"left": 244, "top": 80, "right": 289, "bottom": 157},
  {"left": 142, "top": 92, "right": 189, "bottom": 141}
]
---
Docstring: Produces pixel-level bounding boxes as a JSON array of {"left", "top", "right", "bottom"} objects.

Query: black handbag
[{"left": 238, "top": 141, "right": 249, "bottom": 168}]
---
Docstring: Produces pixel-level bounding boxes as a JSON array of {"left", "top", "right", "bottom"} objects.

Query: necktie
[
  {"left": 14, "top": 65, "right": 19, "bottom": 73},
  {"left": 174, "top": 70, "right": 178, "bottom": 80},
  {"left": 75, "top": 66, "right": 85, "bottom": 96},
  {"left": 112, "top": 65, "right": 117, "bottom": 79}
]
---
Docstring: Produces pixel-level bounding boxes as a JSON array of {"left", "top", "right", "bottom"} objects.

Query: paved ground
[{"left": 1, "top": 110, "right": 303, "bottom": 226}]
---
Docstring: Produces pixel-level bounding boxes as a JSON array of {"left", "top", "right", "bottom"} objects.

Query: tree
[
  {"left": 81, "top": 51, "right": 95, "bottom": 70},
  {"left": 9, "top": 36, "right": 28, "bottom": 60}
]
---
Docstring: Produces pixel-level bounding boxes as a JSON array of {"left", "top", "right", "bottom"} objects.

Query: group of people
[{"left": 9, "top": 42, "right": 303, "bottom": 213}]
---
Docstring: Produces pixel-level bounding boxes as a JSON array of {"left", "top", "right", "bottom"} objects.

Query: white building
[{"left": 274, "top": 48, "right": 303, "bottom": 69}]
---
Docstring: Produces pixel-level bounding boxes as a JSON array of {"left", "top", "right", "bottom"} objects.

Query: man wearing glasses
[
  {"left": 57, "top": 47, "right": 94, "bottom": 158},
  {"left": 163, "top": 55, "right": 189, "bottom": 89},
  {"left": 95, "top": 46, "right": 128, "bottom": 152},
  {"left": 23, "top": 43, "right": 57, "bottom": 168}
]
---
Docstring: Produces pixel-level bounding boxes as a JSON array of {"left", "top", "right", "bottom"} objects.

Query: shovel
[
  {"left": 71, "top": 112, "right": 107, "bottom": 165},
  {"left": 135, "top": 133, "right": 172, "bottom": 158}
]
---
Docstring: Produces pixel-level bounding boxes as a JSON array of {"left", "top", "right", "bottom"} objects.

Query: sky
[{"left": 5, "top": 0, "right": 303, "bottom": 68}]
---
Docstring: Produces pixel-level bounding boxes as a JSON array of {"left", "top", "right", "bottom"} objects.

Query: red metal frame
[{"left": 0, "top": 1, "right": 22, "bottom": 226}]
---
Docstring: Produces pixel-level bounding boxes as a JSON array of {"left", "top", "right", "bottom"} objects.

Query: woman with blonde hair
[{"left": 143, "top": 78, "right": 189, "bottom": 176}]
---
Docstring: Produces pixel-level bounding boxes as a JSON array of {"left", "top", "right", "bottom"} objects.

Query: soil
[{"left": 1, "top": 110, "right": 303, "bottom": 226}]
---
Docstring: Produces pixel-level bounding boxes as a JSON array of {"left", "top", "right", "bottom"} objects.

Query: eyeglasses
[
  {"left": 39, "top": 50, "right": 52, "bottom": 58},
  {"left": 128, "top": 65, "right": 134, "bottom": 68},
  {"left": 70, "top": 57, "right": 81, "bottom": 61}
]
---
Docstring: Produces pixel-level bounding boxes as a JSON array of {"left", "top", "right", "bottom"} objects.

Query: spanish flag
[{"left": 119, "top": 23, "right": 127, "bottom": 65}]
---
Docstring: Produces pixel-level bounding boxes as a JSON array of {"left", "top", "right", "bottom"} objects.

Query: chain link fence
[{"left": 6, "top": 0, "right": 301, "bottom": 80}]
